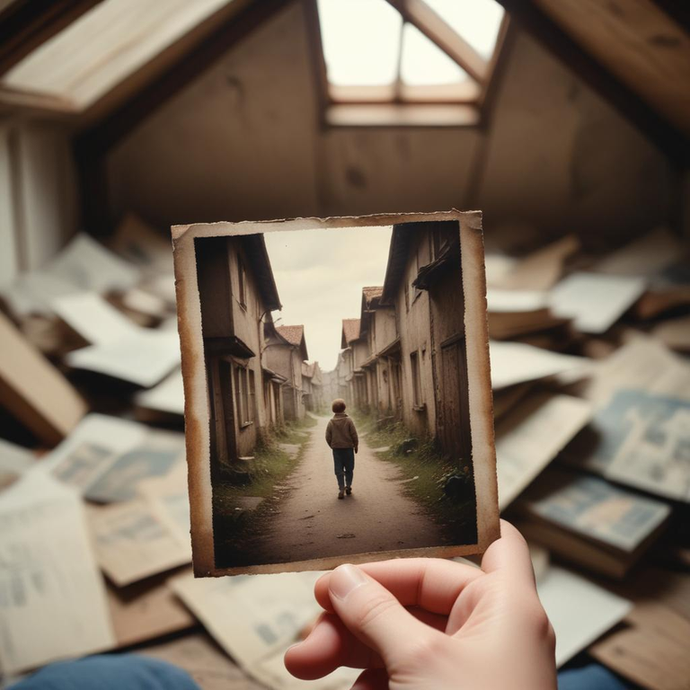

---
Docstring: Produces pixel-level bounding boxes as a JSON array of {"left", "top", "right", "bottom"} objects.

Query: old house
[
  {"left": 381, "top": 221, "right": 472, "bottom": 464},
  {"left": 301, "top": 361, "right": 324, "bottom": 412},
  {"left": 358, "top": 286, "right": 402, "bottom": 422},
  {"left": 195, "top": 234, "right": 281, "bottom": 470},
  {"left": 265, "top": 324, "right": 309, "bottom": 422},
  {"left": 340, "top": 318, "right": 370, "bottom": 410}
]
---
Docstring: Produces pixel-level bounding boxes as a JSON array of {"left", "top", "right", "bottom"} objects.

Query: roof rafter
[
  {"left": 385, "top": 0, "right": 488, "bottom": 83},
  {"left": 494, "top": 0, "right": 690, "bottom": 163}
]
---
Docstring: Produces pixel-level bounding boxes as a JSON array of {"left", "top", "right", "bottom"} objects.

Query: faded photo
[{"left": 175, "top": 212, "right": 498, "bottom": 574}]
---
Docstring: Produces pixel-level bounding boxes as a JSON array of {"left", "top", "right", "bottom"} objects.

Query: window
[
  {"left": 234, "top": 365, "right": 254, "bottom": 426},
  {"left": 313, "top": 0, "right": 506, "bottom": 127},
  {"left": 238, "top": 254, "right": 247, "bottom": 308},
  {"left": 410, "top": 351, "right": 422, "bottom": 408}
]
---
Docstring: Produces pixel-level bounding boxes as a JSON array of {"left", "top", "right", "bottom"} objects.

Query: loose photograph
[{"left": 173, "top": 211, "right": 499, "bottom": 575}]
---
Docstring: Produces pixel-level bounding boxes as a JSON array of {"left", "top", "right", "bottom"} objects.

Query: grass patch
[
  {"left": 358, "top": 415, "right": 478, "bottom": 546},
  {"left": 212, "top": 417, "right": 315, "bottom": 568}
]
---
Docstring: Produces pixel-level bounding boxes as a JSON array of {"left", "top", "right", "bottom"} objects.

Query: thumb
[{"left": 327, "top": 564, "right": 435, "bottom": 667}]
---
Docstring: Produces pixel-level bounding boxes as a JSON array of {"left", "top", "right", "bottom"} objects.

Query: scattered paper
[
  {"left": 89, "top": 498, "right": 191, "bottom": 587},
  {"left": 496, "top": 393, "right": 592, "bottom": 510},
  {"left": 537, "top": 565, "right": 632, "bottom": 667},
  {"left": 135, "top": 368, "right": 185, "bottom": 416},
  {"left": 489, "top": 341, "right": 589, "bottom": 390},
  {"left": 0, "top": 439, "right": 35, "bottom": 490},
  {"left": 65, "top": 327, "right": 181, "bottom": 387},
  {"left": 51, "top": 291, "right": 140, "bottom": 345},
  {"left": 593, "top": 227, "right": 681, "bottom": 279},
  {"left": 41, "top": 414, "right": 183, "bottom": 502},
  {"left": 0, "top": 471, "right": 114, "bottom": 674},
  {"left": 549, "top": 272, "right": 646, "bottom": 334},
  {"left": 1, "top": 234, "right": 139, "bottom": 316},
  {"left": 567, "top": 338, "right": 690, "bottom": 502},
  {"left": 522, "top": 470, "right": 671, "bottom": 554}
]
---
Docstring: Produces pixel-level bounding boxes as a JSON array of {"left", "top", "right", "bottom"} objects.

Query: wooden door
[{"left": 440, "top": 339, "right": 472, "bottom": 464}]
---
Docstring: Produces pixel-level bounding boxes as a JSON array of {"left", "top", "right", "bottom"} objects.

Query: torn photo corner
[{"left": 172, "top": 211, "right": 499, "bottom": 575}]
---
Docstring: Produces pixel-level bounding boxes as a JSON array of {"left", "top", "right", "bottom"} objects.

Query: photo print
[{"left": 172, "top": 211, "right": 499, "bottom": 575}]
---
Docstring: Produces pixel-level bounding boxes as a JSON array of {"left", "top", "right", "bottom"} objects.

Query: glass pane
[
  {"left": 400, "top": 23, "right": 468, "bottom": 86},
  {"left": 317, "top": 0, "right": 402, "bottom": 86},
  {"left": 423, "top": 0, "right": 505, "bottom": 60}
]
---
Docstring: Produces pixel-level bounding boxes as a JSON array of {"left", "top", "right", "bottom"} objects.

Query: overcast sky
[{"left": 264, "top": 225, "right": 393, "bottom": 371}]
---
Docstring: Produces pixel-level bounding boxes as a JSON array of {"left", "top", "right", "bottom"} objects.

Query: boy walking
[{"left": 325, "top": 399, "right": 359, "bottom": 500}]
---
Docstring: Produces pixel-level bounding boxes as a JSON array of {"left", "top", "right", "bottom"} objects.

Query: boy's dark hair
[{"left": 332, "top": 399, "right": 346, "bottom": 413}]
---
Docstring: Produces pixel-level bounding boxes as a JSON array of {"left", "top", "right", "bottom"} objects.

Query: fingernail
[{"left": 329, "top": 564, "right": 368, "bottom": 601}]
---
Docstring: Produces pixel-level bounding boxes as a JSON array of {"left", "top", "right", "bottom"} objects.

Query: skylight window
[
  {"left": 424, "top": 0, "right": 504, "bottom": 60},
  {"left": 400, "top": 23, "right": 468, "bottom": 86},
  {"left": 314, "top": 0, "right": 507, "bottom": 126},
  {"left": 317, "top": 0, "right": 402, "bottom": 87},
  {"left": 1, "top": 0, "right": 232, "bottom": 111}
]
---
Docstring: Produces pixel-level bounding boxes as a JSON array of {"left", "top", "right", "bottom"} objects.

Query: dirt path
[{"left": 257, "top": 414, "right": 443, "bottom": 563}]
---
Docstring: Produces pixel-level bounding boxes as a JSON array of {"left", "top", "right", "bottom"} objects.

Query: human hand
[
  {"left": 285, "top": 521, "right": 556, "bottom": 690},
  {"left": 355, "top": 447, "right": 359, "bottom": 454}
]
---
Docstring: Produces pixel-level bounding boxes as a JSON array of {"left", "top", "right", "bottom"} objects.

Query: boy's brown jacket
[{"left": 325, "top": 413, "right": 359, "bottom": 450}]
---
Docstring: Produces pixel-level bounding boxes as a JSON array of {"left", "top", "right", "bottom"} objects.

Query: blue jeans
[
  {"left": 7, "top": 656, "right": 632, "bottom": 690},
  {"left": 332, "top": 447, "right": 355, "bottom": 490},
  {"left": 7, "top": 655, "right": 199, "bottom": 690}
]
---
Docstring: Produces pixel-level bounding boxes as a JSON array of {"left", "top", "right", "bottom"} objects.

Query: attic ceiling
[{"left": 0, "top": 0, "right": 687, "bottom": 160}]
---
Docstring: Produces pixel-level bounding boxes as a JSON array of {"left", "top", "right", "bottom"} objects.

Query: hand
[
  {"left": 355, "top": 447, "right": 359, "bottom": 454},
  {"left": 285, "top": 521, "right": 556, "bottom": 690}
]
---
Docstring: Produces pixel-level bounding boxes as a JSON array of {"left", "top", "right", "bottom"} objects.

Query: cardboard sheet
[{"left": 0, "top": 311, "right": 87, "bottom": 446}]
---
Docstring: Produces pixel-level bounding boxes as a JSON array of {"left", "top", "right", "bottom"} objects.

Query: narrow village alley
[{"left": 257, "top": 413, "right": 444, "bottom": 564}]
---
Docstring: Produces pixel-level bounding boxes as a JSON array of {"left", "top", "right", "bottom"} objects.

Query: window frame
[{"left": 306, "top": 0, "right": 510, "bottom": 128}]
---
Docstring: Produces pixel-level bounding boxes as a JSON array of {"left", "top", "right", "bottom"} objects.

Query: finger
[
  {"left": 326, "top": 564, "right": 439, "bottom": 666},
  {"left": 315, "top": 558, "right": 481, "bottom": 615},
  {"left": 480, "top": 520, "right": 535, "bottom": 584},
  {"left": 352, "top": 668, "right": 389, "bottom": 690},
  {"left": 285, "top": 613, "right": 382, "bottom": 680},
  {"left": 285, "top": 606, "right": 447, "bottom": 680}
]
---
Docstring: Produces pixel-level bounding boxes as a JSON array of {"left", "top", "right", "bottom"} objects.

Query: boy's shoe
[
  {"left": 338, "top": 490, "right": 345, "bottom": 499},
  {"left": 346, "top": 486, "right": 352, "bottom": 495}
]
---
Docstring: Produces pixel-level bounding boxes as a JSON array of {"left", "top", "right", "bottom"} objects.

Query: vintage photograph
[{"left": 173, "top": 211, "right": 498, "bottom": 575}]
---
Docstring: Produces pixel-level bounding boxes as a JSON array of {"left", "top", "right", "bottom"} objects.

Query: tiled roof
[
  {"left": 276, "top": 325, "right": 304, "bottom": 347},
  {"left": 341, "top": 318, "right": 361, "bottom": 345},
  {"left": 362, "top": 286, "right": 383, "bottom": 307}
]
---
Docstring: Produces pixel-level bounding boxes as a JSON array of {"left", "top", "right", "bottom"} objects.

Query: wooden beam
[
  {"left": 74, "top": 0, "right": 294, "bottom": 235},
  {"left": 0, "top": 0, "right": 105, "bottom": 77},
  {"left": 532, "top": 0, "right": 690, "bottom": 138},
  {"left": 652, "top": 0, "right": 690, "bottom": 33},
  {"left": 387, "top": 0, "right": 488, "bottom": 83},
  {"left": 494, "top": 0, "right": 690, "bottom": 164}
]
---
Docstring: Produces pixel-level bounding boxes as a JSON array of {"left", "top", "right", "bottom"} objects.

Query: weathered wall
[
  {"left": 0, "top": 121, "right": 77, "bottom": 282},
  {"left": 394, "top": 229, "right": 436, "bottom": 439},
  {"left": 106, "top": 3, "right": 675, "bottom": 245}
]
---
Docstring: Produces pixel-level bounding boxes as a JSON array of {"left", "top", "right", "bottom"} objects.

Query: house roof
[
  {"left": 360, "top": 285, "right": 385, "bottom": 335},
  {"left": 243, "top": 234, "right": 281, "bottom": 312},
  {"left": 276, "top": 324, "right": 308, "bottom": 361},
  {"left": 341, "top": 318, "right": 361, "bottom": 348}
]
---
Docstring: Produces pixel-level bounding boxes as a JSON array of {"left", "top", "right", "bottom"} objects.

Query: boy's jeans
[{"left": 332, "top": 447, "right": 355, "bottom": 490}]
